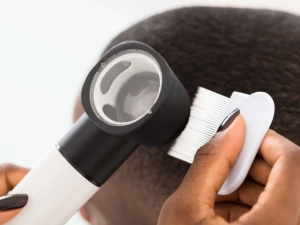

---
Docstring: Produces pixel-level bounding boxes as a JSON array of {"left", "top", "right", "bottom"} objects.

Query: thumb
[{"left": 177, "top": 109, "right": 245, "bottom": 218}]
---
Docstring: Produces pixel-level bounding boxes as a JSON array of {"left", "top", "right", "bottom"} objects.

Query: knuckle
[
  {"left": 261, "top": 130, "right": 278, "bottom": 149},
  {"left": 264, "top": 129, "right": 278, "bottom": 142}
]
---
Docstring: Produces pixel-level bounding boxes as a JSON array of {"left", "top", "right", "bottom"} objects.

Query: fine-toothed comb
[{"left": 168, "top": 87, "right": 275, "bottom": 195}]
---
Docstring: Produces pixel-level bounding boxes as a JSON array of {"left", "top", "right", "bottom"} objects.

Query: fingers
[
  {"left": 217, "top": 155, "right": 270, "bottom": 206},
  {"left": 236, "top": 130, "right": 300, "bottom": 225},
  {"left": 216, "top": 153, "right": 270, "bottom": 206},
  {"left": 238, "top": 179, "right": 264, "bottom": 206},
  {"left": 216, "top": 178, "right": 264, "bottom": 206},
  {"left": 0, "top": 164, "right": 29, "bottom": 196},
  {"left": 215, "top": 203, "right": 250, "bottom": 222},
  {"left": 248, "top": 155, "right": 271, "bottom": 185}
]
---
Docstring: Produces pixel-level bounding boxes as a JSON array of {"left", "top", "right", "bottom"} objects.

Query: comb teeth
[{"left": 168, "top": 87, "right": 230, "bottom": 163}]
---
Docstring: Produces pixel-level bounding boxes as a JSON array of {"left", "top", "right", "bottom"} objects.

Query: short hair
[{"left": 80, "top": 7, "right": 300, "bottom": 220}]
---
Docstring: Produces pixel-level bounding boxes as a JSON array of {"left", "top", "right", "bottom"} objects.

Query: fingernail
[
  {"left": 0, "top": 194, "right": 28, "bottom": 211},
  {"left": 217, "top": 108, "right": 240, "bottom": 132}
]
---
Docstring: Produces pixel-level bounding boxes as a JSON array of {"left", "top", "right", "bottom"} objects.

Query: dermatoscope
[{"left": 6, "top": 41, "right": 190, "bottom": 224}]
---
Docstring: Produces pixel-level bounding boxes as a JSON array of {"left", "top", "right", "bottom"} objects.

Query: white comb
[
  {"left": 168, "top": 87, "right": 230, "bottom": 163},
  {"left": 168, "top": 87, "right": 275, "bottom": 195}
]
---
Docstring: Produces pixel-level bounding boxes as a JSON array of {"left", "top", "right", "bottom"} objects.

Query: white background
[{"left": 0, "top": 0, "right": 299, "bottom": 224}]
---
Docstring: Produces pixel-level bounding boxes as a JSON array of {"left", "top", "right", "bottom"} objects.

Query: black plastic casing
[
  {"left": 82, "top": 41, "right": 191, "bottom": 146},
  {"left": 58, "top": 114, "right": 138, "bottom": 187},
  {"left": 58, "top": 41, "right": 190, "bottom": 187}
]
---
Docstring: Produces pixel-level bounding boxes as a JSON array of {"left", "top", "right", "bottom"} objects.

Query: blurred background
[{"left": 0, "top": 0, "right": 299, "bottom": 224}]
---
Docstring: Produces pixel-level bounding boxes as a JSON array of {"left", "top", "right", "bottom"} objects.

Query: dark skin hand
[{"left": 158, "top": 114, "right": 300, "bottom": 225}]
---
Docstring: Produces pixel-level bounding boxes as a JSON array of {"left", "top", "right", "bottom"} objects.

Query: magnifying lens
[{"left": 6, "top": 41, "right": 190, "bottom": 225}]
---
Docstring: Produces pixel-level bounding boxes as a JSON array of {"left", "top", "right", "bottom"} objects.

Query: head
[{"left": 74, "top": 7, "right": 300, "bottom": 225}]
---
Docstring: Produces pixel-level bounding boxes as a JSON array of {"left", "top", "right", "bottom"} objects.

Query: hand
[
  {"left": 0, "top": 164, "right": 29, "bottom": 224},
  {"left": 158, "top": 111, "right": 300, "bottom": 225}
]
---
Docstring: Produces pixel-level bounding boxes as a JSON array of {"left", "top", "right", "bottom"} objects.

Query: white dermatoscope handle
[{"left": 5, "top": 146, "right": 99, "bottom": 225}]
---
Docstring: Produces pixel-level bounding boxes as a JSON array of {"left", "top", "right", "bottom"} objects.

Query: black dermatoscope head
[{"left": 58, "top": 41, "right": 190, "bottom": 187}]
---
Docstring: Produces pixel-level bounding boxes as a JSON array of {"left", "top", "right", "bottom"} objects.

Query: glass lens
[
  {"left": 96, "top": 50, "right": 162, "bottom": 125},
  {"left": 114, "top": 72, "right": 160, "bottom": 122}
]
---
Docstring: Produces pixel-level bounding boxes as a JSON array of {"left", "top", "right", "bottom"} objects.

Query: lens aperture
[{"left": 116, "top": 72, "right": 159, "bottom": 122}]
